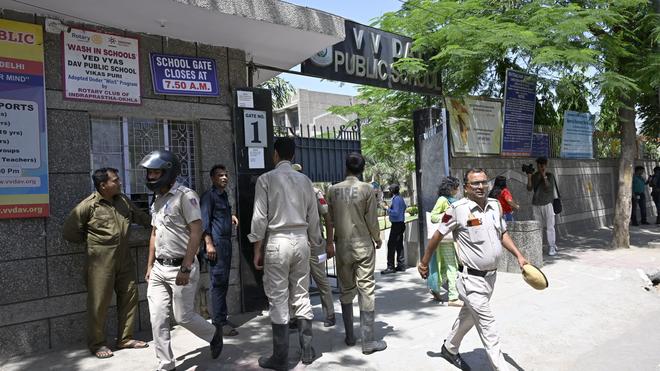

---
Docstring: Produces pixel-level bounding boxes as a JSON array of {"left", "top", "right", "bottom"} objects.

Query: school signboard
[
  {"left": 0, "top": 19, "right": 49, "bottom": 218},
  {"left": 302, "top": 20, "right": 442, "bottom": 95},
  {"left": 149, "top": 53, "right": 219, "bottom": 96}
]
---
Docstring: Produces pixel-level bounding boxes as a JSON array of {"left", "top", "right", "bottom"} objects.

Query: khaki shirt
[
  {"left": 62, "top": 192, "right": 151, "bottom": 267},
  {"left": 326, "top": 176, "right": 381, "bottom": 245},
  {"left": 248, "top": 161, "right": 322, "bottom": 248},
  {"left": 151, "top": 182, "right": 202, "bottom": 259},
  {"left": 437, "top": 197, "right": 506, "bottom": 271}
]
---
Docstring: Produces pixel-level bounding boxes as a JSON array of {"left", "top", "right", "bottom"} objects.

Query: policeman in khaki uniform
[
  {"left": 419, "top": 168, "right": 528, "bottom": 371},
  {"left": 249, "top": 138, "right": 323, "bottom": 370},
  {"left": 291, "top": 163, "right": 336, "bottom": 328},
  {"left": 63, "top": 167, "right": 151, "bottom": 358},
  {"left": 140, "top": 150, "right": 223, "bottom": 371},
  {"left": 325, "top": 153, "right": 387, "bottom": 355}
]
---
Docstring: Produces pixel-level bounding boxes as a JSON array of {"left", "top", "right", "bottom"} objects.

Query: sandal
[
  {"left": 92, "top": 346, "right": 114, "bottom": 359},
  {"left": 222, "top": 325, "right": 239, "bottom": 336},
  {"left": 117, "top": 339, "right": 149, "bottom": 349}
]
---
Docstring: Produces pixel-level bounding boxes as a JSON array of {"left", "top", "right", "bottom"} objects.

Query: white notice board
[{"left": 244, "top": 110, "right": 267, "bottom": 147}]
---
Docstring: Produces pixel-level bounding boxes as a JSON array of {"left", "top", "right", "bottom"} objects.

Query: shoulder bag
[{"left": 552, "top": 176, "right": 562, "bottom": 214}]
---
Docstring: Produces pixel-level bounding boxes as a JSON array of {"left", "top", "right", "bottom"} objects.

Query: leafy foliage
[
  {"left": 374, "top": 0, "right": 659, "bottom": 247},
  {"left": 258, "top": 76, "right": 295, "bottom": 109},
  {"left": 329, "top": 87, "right": 427, "bottom": 184},
  {"left": 377, "top": 0, "right": 658, "bottom": 134}
]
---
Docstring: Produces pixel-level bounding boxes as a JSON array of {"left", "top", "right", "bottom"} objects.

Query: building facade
[
  {"left": 0, "top": 0, "right": 344, "bottom": 359},
  {"left": 274, "top": 89, "right": 358, "bottom": 136}
]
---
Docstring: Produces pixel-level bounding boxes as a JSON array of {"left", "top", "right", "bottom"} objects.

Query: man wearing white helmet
[{"left": 139, "top": 150, "right": 223, "bottom": 371}]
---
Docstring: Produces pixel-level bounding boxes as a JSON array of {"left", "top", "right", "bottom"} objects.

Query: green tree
[
  {"left": 329, "top": 87, "right": 426, "bottom": 185},
  {"left": 258, "top": 76, "right": 295, "bottom": 109},
  {"left": 377, "top": 0, "right": 659, "bottom": 248}
]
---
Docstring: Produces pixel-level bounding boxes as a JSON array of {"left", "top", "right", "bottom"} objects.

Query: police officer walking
[
  {"left": 140, "top": 150, "right": 223, "bottom": 371},
  {"left": 249, "top": 138, "right": 323, "bottom": 370},
  {"left": 325, "top": 153, "right": 387, "bottom": 355},
  {"left": 292, "top": 163, "right": 336, "bottom": 328},
  {"left": 418, "top": 168, "right": 528, "bottom": 371},
  {"left": 63, "top": 167, "right": 151, "bottom": 358}
]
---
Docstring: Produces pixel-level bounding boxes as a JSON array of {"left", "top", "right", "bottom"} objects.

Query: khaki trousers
[
  {"left": 309, "top": 242, "right": 335, "bottom": 319},
  {"left": 336, "top": 241, "right": 376, "bottom": 311},
  {"left": 86, "top": 257, "right": 137, "bottom": 351},
  {"left": 264, "top": 234, "right": 313, "bottom": 324},
  {"left": 445, "top": 271, "right": 509, "bottom": 371},
  {"left": 147, "top": 258, "right": 215, "bottom": 371}
]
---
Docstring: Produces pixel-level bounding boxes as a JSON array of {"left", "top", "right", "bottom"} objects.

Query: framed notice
[
  {"left": 445, "top": 97, "right": 502, "bottom": 156},
  {"left": 0, "top": 19, "right": 50, "bottom": 218},
  {"left": 531, "top": 133, "right": 549, "bottom": 158},
  {"left": 560, "top": 111, "right": 594, "bottom": 159},
  {"left": 63, "top": 28, "right": 141, "bottom": 104},
  {"left": 501, "top": 69, "right": 537, "bottom": 156},
  {"left": 149, "top": 53, "right": 219, "bottom": 96}
]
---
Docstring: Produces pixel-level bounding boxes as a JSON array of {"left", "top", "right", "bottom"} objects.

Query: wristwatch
[{"left": 179, "top": 265, "right": 192, "bottom": 274}]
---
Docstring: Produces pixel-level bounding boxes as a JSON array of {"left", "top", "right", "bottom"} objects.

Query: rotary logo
[{"left": 91, "top": 34, "right": 103, "bottom": 45}]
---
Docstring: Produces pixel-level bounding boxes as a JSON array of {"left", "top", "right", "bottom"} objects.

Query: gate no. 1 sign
[{"left": 243, "top": 110, "right": 267, "bottom": 147}]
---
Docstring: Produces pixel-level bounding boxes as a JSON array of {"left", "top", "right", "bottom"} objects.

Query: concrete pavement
[{"left": 3, "top": 225, "right": 660, "bottom": 371}]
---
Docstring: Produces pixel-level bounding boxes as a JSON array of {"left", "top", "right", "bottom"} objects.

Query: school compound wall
[
  {"left": 451, "top": 157, "right": 660, "bottom": 239},
  {"left": 0, "top": 9, "right": 245, "bottom": 359}
]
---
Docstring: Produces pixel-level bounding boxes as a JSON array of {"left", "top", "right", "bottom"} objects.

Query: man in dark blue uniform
[{"left": 201, "top": 164, "right": 239, "bottom": 336}]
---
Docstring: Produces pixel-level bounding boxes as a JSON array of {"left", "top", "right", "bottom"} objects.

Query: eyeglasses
[{"left": 467, "top": 181, "right": 489, "bottom": 188}]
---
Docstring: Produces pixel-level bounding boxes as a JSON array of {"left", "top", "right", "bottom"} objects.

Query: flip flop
[
  {"left": 117, "top": 339, "right": 149, "bottom": 349},
  {"left": 92, "top": 346, "right": 114, "bottom": 359}
]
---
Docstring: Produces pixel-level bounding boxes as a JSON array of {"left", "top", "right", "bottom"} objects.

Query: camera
[{"left": 522, "top": 164, "right": 535, "bottom": 174}]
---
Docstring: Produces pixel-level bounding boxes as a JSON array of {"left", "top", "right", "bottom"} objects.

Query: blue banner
[
  {"left": 149, "top": 53, "right": 219, "bottom": 96},
  {"left": 560, "top": 111, "right": 594, "bottom": 159},
  {"left": 531, "top": 133, "right": 549, "bottom": 158},
  {"left": 502, "top": 69, "right": 537, "bottom": 156}
]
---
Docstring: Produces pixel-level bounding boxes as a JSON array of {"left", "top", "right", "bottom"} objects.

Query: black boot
[
  {"left": 210, "top": 324, "right": 223, "bottom": 359},
  {"left": 341, "top": 303, "right": 356, "bottom": 346},
  {"left": 258, "top": 323, "right": 289, "bottom": 370},
  {"left": 360, "top": 311, "right": 387, "bottom": 355},
  {"left": 297, "top": 319, "right": 315, "bottom": 364}
]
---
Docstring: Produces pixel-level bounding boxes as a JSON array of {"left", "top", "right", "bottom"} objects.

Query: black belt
[
  {"left": 156, "top": 257, "right": 184, "bottom": 267},
  {"left": 458, "top": 265, "right": 494, "bottom": 277}
]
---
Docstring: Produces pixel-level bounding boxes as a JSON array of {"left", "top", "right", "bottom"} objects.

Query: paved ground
[{"left": 3, "top": 225, "right": 660, "bottom": 371}]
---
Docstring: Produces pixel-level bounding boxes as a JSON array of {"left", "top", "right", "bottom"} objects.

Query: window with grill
[{"left": 90, "top": 117, "right": 198, "bottom": 210}]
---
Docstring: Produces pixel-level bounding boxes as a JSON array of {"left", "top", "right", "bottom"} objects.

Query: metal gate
[{"left": 275, "top": 122, "right": 361, "bottom": 183}]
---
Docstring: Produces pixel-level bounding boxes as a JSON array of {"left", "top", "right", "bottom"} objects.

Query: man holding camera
[{"left": 526, "top": 156, "right": 558, "bottom": 256}]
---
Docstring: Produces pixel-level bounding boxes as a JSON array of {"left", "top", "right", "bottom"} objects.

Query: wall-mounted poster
[
  {"left": 561, "top": 110, "right": 594, "bottom": 159},
  {"left": 502, "top": 69, "right": 537, "bottom": 157},
  {"left": 149, "top": 53, "right": 219, "bottom": 96},
  {"left": 63, "top": 28, "right": 141, "bottom": 104},
  {"left": 0, "top": 19, "right": 49, "bottom": 218},
  {"left": 445, "top": 97, "right": 502, "bottom": 156},
  {"left": 531, "top": 133, "right": 550, "bottom": 158}
]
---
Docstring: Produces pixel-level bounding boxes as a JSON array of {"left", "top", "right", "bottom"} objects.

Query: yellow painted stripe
[{"left": 0, "top": 194, "right": 49, "bottom": 204}]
